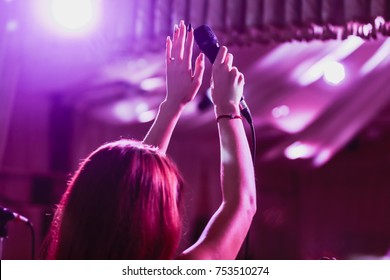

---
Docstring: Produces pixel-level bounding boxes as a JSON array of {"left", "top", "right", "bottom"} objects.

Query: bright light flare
[
  {"left": 360, "top": 38, "right": 390, "bottom": 76},
  {"left": 323, "top": 61, "right": 345, "bottom": 85},
  {"left": 114, "top": 101, "right": 135, "bottom": 122},
  {"left": 313, "top": 149, "right": 332, "bottom": 167},
  {"left": 6, "top": 20, "right": 18, "bottom": 32},
  {"left": 272, "top": 105, "right": 290, "bottom": 118},
  {"left": 140, "top": 77, "right": 165, "bottom": 91},
  {"left": 114, "top": 101, "right": 155, "bottom": 123},
  {"left": 272, "top": 110, "right": 314, "bottom": 134},
  {"left": 295, "top": 36, "right": 361, "bottom": 86},
  {"left": 50, "top": 0, "right": 95, "bottom": 30},
  {"left": 36, "top": 0, "right": 100, "bottom": 36},
  {"left": 284, "top": 141, "right": 316, "bottom": 160},
  {"left": 138, "top": 110, "right": 156, "bottom": 123}
]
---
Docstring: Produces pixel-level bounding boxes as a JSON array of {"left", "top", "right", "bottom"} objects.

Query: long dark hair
[{"left": 42, "top": 140, "right": 183, "bottom": 259}]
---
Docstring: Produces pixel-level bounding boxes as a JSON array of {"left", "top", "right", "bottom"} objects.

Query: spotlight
[
  {"left": 6, "top": 20, "right": 18, "bottom": 32},
  {"left": 138, "top": 110, "right": 156, "bottom": 123},
  {"left": 35, "top": 0, "right": 100, "bottom": 36},
  {"left": 113, "top": 101, "right": 135, "bottom": 122},
  {"left": 140, "top": 77, "right": 165, "bottom": 92},
  {"left": 323, "top": 61, "right": 345, "bottom": 85},
  {"left": 284, "top": 141, "right": 315, "bottom": 160},
  {"left": 272, "top": 105, "right": 290, "bottom": 118},
  {"left": 50, "top": 0, "right": 95, "bottom": 31}
]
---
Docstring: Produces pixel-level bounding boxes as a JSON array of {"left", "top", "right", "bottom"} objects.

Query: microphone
[
  {"left": 193, "top": 25, "right": 220, "bottom": 63},
  {"left": 0, "top": 207, "right": 29, "bottom": 223},
  {"left": 194, "top": 25, "right": 253, "bottom": 123}
]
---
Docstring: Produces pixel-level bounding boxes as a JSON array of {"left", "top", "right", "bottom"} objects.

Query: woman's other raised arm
[{"left": 178, "top": 46, "right": 257, "bottom": 260}]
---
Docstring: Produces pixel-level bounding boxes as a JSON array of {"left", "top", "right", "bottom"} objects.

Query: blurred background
[{"left": 1, "top": 0, "right": 390, "bottom": 260}]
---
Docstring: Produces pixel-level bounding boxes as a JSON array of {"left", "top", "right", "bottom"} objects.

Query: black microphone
[
  {"left": 194, "top": 25, "right": 253, "bottom": 123},
  {"left": 0, "top": 207, "right": 29, "bottom": 223},
  {"left": 194, "top": 25, "right": 220, "bottom": 63}
]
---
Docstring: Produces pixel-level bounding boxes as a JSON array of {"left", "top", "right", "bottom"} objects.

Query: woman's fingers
[
  {"left": 225, "top": 53, "right": 234, "bottom": 69},
  {"left": 166, "top": 36, "right": 173, "bottom": 64},
  {"left": 173, "top": 24, "right": 180, "bottom": 41},
  {"left": 238, "top": 73, "right": 245, "bottom": 85},
  {"left": 171, "top": 20, "right": 186, "bottom": 60},
  {"left": 193, "top": 53, "right": 205, "bottom": 85},
  {"left": 184, "top": 27, "right": 194, "bottom": 67},
  {"left": 214, "top": 46, "right": 228, "bottom": 65},
  {"left": 171, "top": 24, "right": 179, "bottom": 59}
]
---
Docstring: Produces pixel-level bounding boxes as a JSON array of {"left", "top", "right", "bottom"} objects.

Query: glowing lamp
[
  {"left": 323, "top": 61, "right": 345, "bottom": 85},
  {"left": 35, "top": 0, "right": 100, "bottom": 35},
  {"left": 272, "top": 105, "right": 290, "bottom": 118},
  {"left": 284, "top": 142, "right": 315, "bottom": 160},
  {"left": 50, "top": 0, "right": 95, "bottom": 30}
]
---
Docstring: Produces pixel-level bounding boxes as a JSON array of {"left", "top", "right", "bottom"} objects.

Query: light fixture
[
  {"left": 284, "top": 141, "right": 315, "bottom": 160},
  {"left": 113, "top": 101, "right": 135, "bottom": 122},
  {"left": 272, "top": 105, "right": 290, "bottom": 118},
  {"left": 323, "top": 61, "right": 345, "bottom": 85},
  {"left": 35, "top": 0, "right": 100, "bottom": 36},
  {"left": 139, "top": 77, "right": 165, "bottom": 92},
  {"left": 50, "top": 0, "right": 95, "bottom": 31}
]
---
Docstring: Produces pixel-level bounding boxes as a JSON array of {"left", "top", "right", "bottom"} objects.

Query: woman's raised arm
[
  {"left": 143, "top": 20, "right": 204, "bottom": 153},
  {"left": 178, "top": 46, "right": 257, "bottom": 260}
]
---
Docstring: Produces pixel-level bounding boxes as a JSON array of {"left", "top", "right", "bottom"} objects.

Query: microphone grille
[
  {"left": 194, "top": 25, "right": 220, "bottom": 64},
  {"left": 194, "top": 25, "right": 218, "bottom": 47}
]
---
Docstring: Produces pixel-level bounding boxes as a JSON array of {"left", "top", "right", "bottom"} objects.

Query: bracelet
[{"left": 216, "top": 114, "right": 242, "bottom": 122}]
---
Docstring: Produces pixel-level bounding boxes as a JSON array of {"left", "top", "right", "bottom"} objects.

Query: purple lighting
[
  {"left": 6, "top": 20, "right": 18, "bottom": 32},
  {"left": 323, "top": 61, "right": 345, "bottom": 85},
  {"left": 284, "top": 142, "right": 315, "bottom": 160},
  {"left": 140, "top": 77, "right": 165, "bottom": 92},
  {"left": 113, "top": 101, "right": 135, "bottom": 122},
  {"left": 295, "top": 36, "right": 362, "bottom": 86},
  {"left": 35, "top": 0, "right": 100, "bottom": 36},
  {"left": 272, "top": 105, "right": 290, "bottom": 118},
  {"left": 50, "top": 0, "right": 95, "bottom": 30}
]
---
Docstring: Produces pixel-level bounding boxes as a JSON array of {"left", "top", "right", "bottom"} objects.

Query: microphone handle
[
  {"left": 239, "top": 97, "right": 253, "bottom": 124},
  {"left": 0, "top": 207, "right": 29, "bottom": 223},
  {"left": 207, "top": 46, "right": 253, "bottom": 123}
]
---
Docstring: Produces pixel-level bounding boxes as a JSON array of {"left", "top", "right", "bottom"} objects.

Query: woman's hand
[
  {"left": 165, "top": 20, "right": 205, "bottom": 109},
  {"left": 211, "top": 46, "right": 245, "bottom": 116}
]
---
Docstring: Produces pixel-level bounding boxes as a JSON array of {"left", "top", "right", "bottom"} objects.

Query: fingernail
[
  {"left": 187, "top": 23, "right": 192, "bottom": 32},
  {"left": 174, "top": 24, "right": 178, "bottom": 32}
]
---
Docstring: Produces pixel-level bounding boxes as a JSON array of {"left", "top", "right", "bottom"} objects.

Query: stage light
[
  {"left": 50, "top": 0, "right": 95, "bottom": 30},
  {"left": 295, "top": 36, "right": 361, "bottom": 86},
  {"left": 284, "top": 142, "right": 315, "bottom": 160},
  {"left": 113, "top": 101, "right": 135, "bottom": 122},
  {"left": 140, "top": 77, "right": 165, "bottom": 91},
  {"left": 360, "top": 38, "right": 390, "bottom": 76},
  {"left": 375, "top": 16, "right": 386, "bottom": 29},
  {"left": 297, "top": 61, "right": 325, "bottom": 86},
  {"left": 138, "top": 110, "right": 156, "bottom": 123},
  {"left": 6, "top": 20, "right": 18, "bottom": 32},
  {"left": 135, "top": 103, "right": 149, "bottom": 114},
  {"left": 313, "top": 149, "right": 332, "bottom": 167},
  {"left": 35, "top": 0, "right": 100, "bottom": 36},
  {"left": 272, "top": 105, "right": 290, "bottom": 118},
  {"left": 323, "top": 61, "right": 345, "bottom": 85}
]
